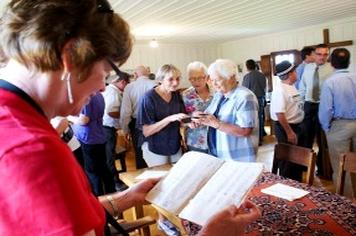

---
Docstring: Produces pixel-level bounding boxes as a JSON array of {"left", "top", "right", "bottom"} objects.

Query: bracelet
[{"left": 106, "top": 195, "right": 119, "bottom": 217}]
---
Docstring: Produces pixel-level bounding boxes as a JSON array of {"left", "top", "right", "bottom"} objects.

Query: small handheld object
[{"left": 181, "top": 117, "right": 192, "bottom": 123}]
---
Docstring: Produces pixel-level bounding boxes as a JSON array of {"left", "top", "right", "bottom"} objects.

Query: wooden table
[
  {"left": 121, "top": 167, "right": 356, "bottom": 236},
  {"left": 119, "top": 164, "right": 173, "bottom": 235},
  {"left": 184, "top": 172, "right": 356, "bottom": 235}
]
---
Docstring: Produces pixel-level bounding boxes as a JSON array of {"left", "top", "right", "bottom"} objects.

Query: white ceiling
[
  {"left": 1, "top": 1, "right": 356, "bottom": 44},
  {"left": 110, "top": 0, "right": 356, "bottom": 43}
]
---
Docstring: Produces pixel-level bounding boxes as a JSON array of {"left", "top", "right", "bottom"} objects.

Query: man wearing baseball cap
[{"left": 270, "top": 60, "right": 305, "bottom": 181}]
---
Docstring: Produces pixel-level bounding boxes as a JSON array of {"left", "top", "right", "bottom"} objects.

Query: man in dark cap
[{"left": 270, "top": 60, "right": 305, "bottom": 181}]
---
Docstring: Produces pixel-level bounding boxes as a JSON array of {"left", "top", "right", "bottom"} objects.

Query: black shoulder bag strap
[{"left": 104, "top": 209, "right": 129, "bottom": 236}]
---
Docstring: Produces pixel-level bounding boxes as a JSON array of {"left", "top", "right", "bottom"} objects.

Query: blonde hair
[
  {"left": 156, "top": 64, "right": 181, "bottom": 81},
  {"left": 0, "top": 0, "right": 133, "bottom": 81}
]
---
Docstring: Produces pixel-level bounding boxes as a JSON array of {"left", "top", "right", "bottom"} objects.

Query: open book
[{"left": 145, "top": 151, "right": 264, "bottom": 226}]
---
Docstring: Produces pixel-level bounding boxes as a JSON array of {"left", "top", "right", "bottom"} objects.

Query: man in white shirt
[
  {"left": 271, "top": 60, "right": 305, "bottom": 181},
  {"left": 120, "top": 65, "right": 156, "bottom": 169},
  {"left": 102, "top": 71, "right": 130, "bottom": 190},
  {"left": 299, "top": 44, "right": 333, "bottom": 177}
]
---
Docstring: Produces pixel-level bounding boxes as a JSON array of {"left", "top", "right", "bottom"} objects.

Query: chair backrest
[
  {"left": 273, "top": 143, "right": 316, "bottom": 185},
  {"left": 336, "top": 152, "right": 356, "bottom": 196}
]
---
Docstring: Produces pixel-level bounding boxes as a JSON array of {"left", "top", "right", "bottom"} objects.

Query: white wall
[
  {"left": 122, "top": 16, "right": 356, "bottom": 88},
  {"left": 121, "top": 42, "right": 218, "bottom": 88},
  {"left": 218, "top": 16, "right": 356, "bottom": 74}
]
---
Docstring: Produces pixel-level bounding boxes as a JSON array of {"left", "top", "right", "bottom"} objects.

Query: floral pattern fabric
[{"left": 181, "top": 86, "right": 213, "bottom": 151}]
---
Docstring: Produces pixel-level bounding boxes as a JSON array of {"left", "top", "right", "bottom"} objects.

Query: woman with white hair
[
  {"left": 182, "top": 61, "right": 214, "bottom": 153},
  {"left": 0, "top": 0, "right": 259, "bottom": 234},
  {"left": 198, "top": 59, "right": 259, "bottom": 161}
]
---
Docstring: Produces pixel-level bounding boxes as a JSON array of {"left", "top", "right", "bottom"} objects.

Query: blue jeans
[{"left": 80, "top": 142, "right": 115, "bottom": 196}]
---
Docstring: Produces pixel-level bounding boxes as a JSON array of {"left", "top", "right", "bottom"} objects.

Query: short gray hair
[
  {"left": 186, "top": 61, "right": 208, "bottom": 75},
  {"left": 208, "top": 59, "right": 238, "bottom": 80}
]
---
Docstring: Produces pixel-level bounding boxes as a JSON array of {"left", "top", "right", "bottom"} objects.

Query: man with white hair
[
  {"left": 182, "top": 61, "right": 213, "bottom": 153},
  {"left": 120, "top": 65, "right": 156, "bottom": 169},
  {"left": 198, "top": 59, "right": 259, "bottom": 161}
]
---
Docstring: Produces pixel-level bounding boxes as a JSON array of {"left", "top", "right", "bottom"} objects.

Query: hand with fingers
[{"left": 198, "top": 201, "right": 260, "bottom": 236}]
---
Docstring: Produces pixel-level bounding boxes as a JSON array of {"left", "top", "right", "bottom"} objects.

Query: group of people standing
[
  {"left": 269, "top": 44, "right": 356, "bottom": 197},
  {"left": 0, "top": 0, "right": 355, "bottom": 236},
  {"left": 0, "top": 1, "right": 261, "bottom": 235}
]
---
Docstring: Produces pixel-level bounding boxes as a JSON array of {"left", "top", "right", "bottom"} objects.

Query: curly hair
[{"left": 0, "top": 0, "right": 133, "bottom": 81}]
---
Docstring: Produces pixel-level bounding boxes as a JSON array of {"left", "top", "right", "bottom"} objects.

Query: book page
[
  {"left": 179, "top": 161, "right": 263, "bottom": 226},
  {"left": 145, "top": 151, "right": 224, "bottom": 215},
  {"left": 135, "top": 170, "right": 168, "bottom": 180}
]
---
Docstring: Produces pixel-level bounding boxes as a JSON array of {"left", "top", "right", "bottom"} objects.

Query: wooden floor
[{"left": 116, "top": 130, "right": 335, "bottom": 235}]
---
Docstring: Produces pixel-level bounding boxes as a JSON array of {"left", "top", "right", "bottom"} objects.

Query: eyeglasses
[
  {"left": 97, "top": 0, "right": 113, "bottom": 13},
  {"left": 189, "top": 76, "right": 205, "bottom": 82}
]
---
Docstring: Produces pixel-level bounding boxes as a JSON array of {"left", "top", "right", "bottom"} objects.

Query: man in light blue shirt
[
  {"left": 295, "top": 46, "right": 315, "bottom": 89},
  {"left": 299, "top": 44, "right": 333, "bottom": 178},
  {"left": 318, "top": 48, "right": 356, "bottom": 198}
]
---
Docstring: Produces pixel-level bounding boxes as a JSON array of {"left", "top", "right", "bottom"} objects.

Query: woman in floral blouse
[{"left": 182, "top": 61, "right": 214, "bottom": 153}]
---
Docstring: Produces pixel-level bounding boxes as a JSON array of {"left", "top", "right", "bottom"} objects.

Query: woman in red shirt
[{"left": 0, "top": 0, "right": 259, "bottom": 235}]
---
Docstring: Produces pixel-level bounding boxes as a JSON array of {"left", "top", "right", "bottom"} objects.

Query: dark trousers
[
  {"left": 73, "top": 146, "right": 84, "bottom": 169},
  {"left": 103, "top": 126, "right": 120, "bottom": 184},
  {"left": 257, "top": 97, "right": 266, "bottom": 142},
  {"left": 129, "top": 119, "right": 148, "bottom": 169},
  {"left": 80, "top": 142, "right": 115, "bottom": 196},
  {"left": 302, "top": 102, "right": 325, "bottom": 175},
  {"left": 273, "top": 121, "right": 306, "bottom": 182}
]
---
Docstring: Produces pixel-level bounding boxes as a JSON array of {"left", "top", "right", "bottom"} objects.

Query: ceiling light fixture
[{"left": 149, "top": 39, "right": 159, "bottom": 48}]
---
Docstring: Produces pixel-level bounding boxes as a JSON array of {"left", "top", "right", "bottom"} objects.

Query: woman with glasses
[
  {"left": 0, "top": 1, "right": 259, "bottom": 235},
  {"left": 182, "top": 61, "right": 214, "bottom": 153}
]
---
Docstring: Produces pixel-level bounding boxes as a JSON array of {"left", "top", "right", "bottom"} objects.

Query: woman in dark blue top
[{"left": 137, "top": 64, "right": 188, "bottom": 168}]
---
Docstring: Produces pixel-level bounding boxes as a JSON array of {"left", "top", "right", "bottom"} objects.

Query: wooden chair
[
  {"left": 336, "top": 152, "right": 356, "bottom": 196},
  {"left": 272, "top": 143, "right": 316, "bottom": 185},
  {"left": 110, "top": 216, "right": 156, "bottom": 236},
  {"left": 115, "top": 146, "right": 127, "bottom": 173}
]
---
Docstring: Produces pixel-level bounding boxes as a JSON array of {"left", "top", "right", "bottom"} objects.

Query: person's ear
[{"left": 60, "top": 39, "right": 77, "bottom": 73}]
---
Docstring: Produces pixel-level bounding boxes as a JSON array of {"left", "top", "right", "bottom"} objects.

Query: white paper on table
[
  {"left": 135, "top": 170, "right": 168, "bottom": 180},
  {"left": 261, "top": 183, "right": 309, "bottom": 201}
]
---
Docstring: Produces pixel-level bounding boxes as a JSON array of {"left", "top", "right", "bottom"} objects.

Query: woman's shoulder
[{"left": 142, "top": 88, "right": 156, "bottom": 99}]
